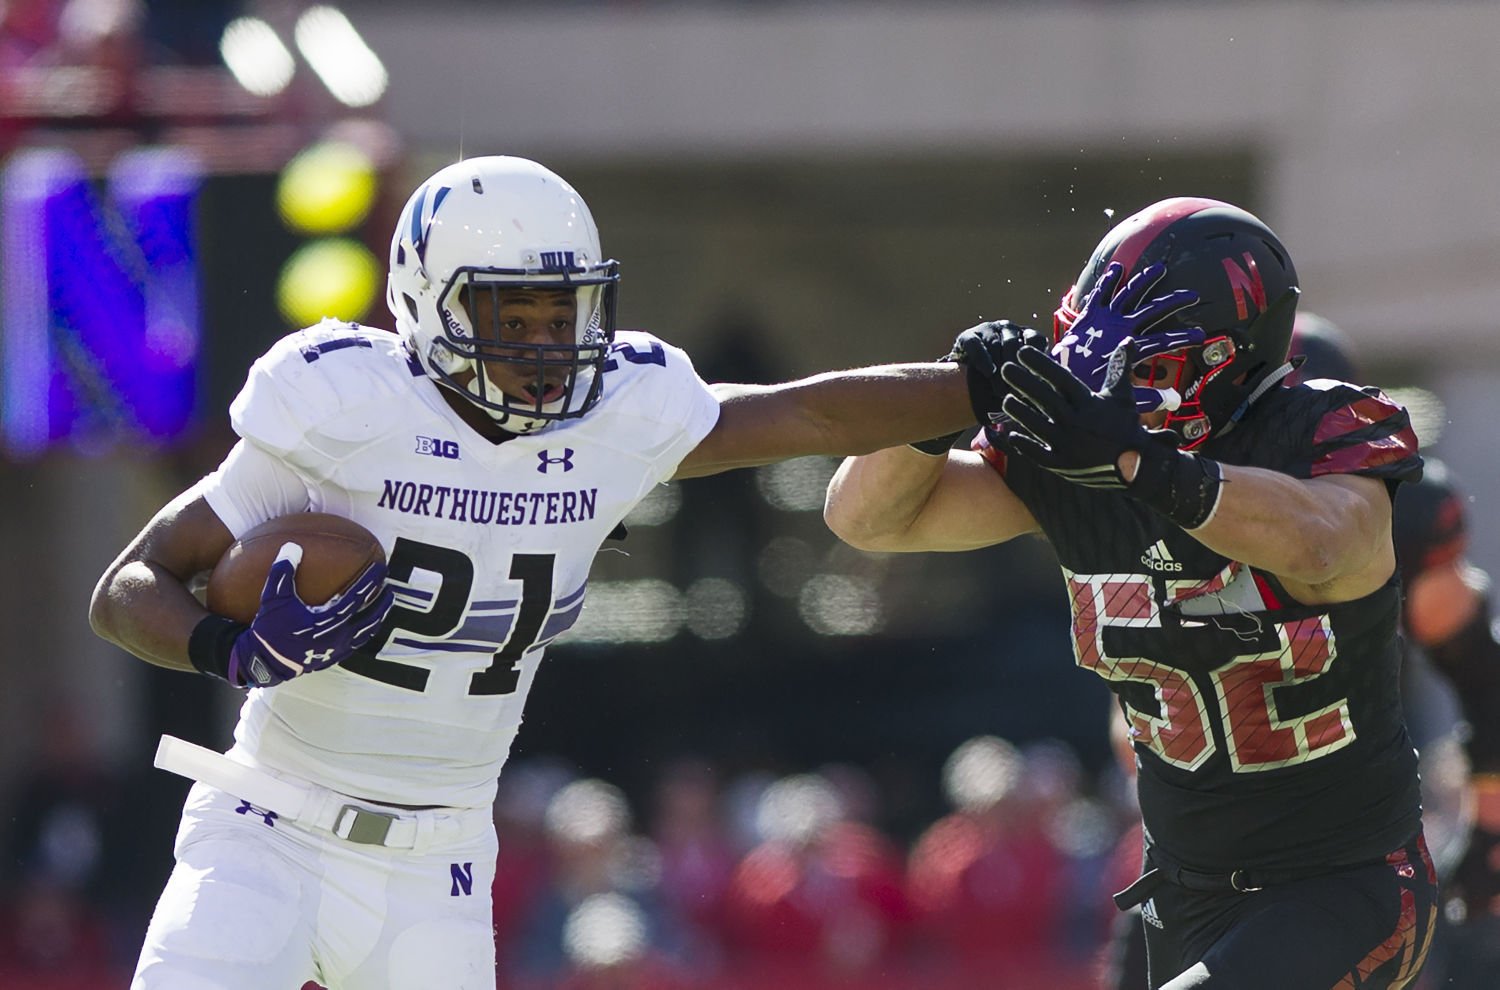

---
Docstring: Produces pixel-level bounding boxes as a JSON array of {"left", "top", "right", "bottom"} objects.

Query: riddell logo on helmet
[{"left": 1222, "top": 253, "right": 1267, "bottom": 321}]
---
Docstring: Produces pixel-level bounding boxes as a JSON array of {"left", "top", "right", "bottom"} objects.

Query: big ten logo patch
[{"left": 416, "top": 436, "right": 461, "bottom": 459}]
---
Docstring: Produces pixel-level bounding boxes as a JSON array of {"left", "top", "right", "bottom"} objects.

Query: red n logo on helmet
[{"left": 1222, "top": 253, "right": 1267, "bottom": 321}]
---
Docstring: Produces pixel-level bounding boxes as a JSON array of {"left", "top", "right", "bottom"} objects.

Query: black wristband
[
  {"left": 908, "top": 430, "right": 963, "bottom": 456},
  {"left": 1130, "top": 447, "right": 1224, "bottom": 530},
  {"left": 189, "top": 614, "right": 249, "bottom": 685}
]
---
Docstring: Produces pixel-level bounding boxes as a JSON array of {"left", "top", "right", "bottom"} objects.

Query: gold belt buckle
[{"left": 335, "top": 804, "right": 398, "bottom": 845}]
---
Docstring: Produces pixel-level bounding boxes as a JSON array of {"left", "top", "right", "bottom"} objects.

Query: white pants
[{"left": 133, "top": 781, "right": 498, "bottom": 989}]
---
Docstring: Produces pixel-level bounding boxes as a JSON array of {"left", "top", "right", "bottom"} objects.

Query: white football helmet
[{"left": 386, "top": 156, "right": 618, "bottom": 434}]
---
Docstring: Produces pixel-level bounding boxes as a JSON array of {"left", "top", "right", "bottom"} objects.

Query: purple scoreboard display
[{"left": 2, "top": 148, "right": 202, "bottom": 459}]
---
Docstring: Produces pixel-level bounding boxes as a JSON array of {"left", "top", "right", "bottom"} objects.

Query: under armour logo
[
  {"left": 1078, "top": 327, "right": 1105, "bottom": 357},
  {"left": 537, "top": 449, "right": 575, "bottom": 473},
  {"left": 234, "top": 801, "right": 278, "bottom": 827},
  {"left": 303, "top": 648, "right": 336, "bottom": 665}
]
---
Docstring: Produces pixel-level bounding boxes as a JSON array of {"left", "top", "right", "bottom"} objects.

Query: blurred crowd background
[{"left": 2, "top": 1, "right": 1499, "bottom": 987}]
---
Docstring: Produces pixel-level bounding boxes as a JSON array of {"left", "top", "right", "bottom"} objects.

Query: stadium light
[
  {"left": 276, "top": 141, "right": 378, "bottom": 235},
  {"left": 295, "top": 7, "right": 388, "bottom": 108},
  {"left": 220, "top": 17, "right": 295, "bottom": 98},
  {"left": 567, "top": 581, "right": 683, "bottom": 644},
  {"left": 275, "top": 238, "right": 381, "bottom": 328},
  {"left": 684, "top": 578, "right": 747, "bottom": 640},
  {"left": 798, "top": 574, "right": 882, "bottom": 636}
]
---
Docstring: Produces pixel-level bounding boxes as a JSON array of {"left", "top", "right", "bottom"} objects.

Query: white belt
[{"left": 154, "top": 735, "right": 483, "bottom": 850}]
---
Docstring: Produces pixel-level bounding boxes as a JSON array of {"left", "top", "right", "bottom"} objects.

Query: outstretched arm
[
  {"left": 824, "top": 447, "right": 1039, "bottom": 553},
  {"left": 673, "top": 363, "right": 970, "bottom": 479}
]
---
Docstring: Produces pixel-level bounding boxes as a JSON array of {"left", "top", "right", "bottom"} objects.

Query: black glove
[
  {"left": 907, "top": 320, "right": 1043, "bottom": 455},
  {"left": 1000, "top": 339, "right": 1223, "bottom": 530},
  {"left": 951, "top": 320, "right": 1046, "bottom": 425}
]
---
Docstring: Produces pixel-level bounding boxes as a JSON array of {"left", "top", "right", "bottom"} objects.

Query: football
[{"left": 205, "top": 513, "right": 385, "bottom": 624}]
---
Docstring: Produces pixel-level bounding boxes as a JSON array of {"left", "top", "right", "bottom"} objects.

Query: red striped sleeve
[
  {"left": 1309, "top": 391, "right": 1420, "bottom": 478},
  {"left": 1313, "top": 394, "right": 1403, "bottom": 445},
  {"left": 1311, "top": 424, "right": 1419, "bottom": 476}
]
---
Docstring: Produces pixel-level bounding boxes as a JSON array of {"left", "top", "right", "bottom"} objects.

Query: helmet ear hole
[{"left": 403, "top": 294, "right": 419, "bottom": 323}]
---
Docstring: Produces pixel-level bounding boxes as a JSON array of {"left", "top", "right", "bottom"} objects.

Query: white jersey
[{"left": 200, "top": 321, "right": 720, "bottom": 809}]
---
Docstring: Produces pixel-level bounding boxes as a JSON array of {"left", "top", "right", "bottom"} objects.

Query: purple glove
[
  {"left": 1052, "top": 262, "right": 1204, "bottom": 412},
  {"left": 228, "top": 543, "right": 393, "bottom": 688}
]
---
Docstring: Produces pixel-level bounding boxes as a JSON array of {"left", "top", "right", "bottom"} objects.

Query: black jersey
[{"left": 981, "top": 380, "right": 1424, "bottom": 874}]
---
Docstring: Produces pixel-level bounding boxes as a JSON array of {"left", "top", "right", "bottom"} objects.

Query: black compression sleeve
[
  {"left": 1129, "top": 447, "right": 1224, "bottom": 532},
  {"left": 188, "top": 614, "right": 248, "bottom": 684}
]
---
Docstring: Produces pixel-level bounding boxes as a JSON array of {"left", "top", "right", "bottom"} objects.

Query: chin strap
[{"left": 1216, "top": 360, "right": 1299, "bottom": 439}]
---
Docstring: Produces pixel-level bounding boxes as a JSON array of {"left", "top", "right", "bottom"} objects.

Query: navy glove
[
  {"left": 231, "top": 543, "right": 393, "bottom": 687},
  {"left": 1052, "top": 262, "right": 1203, "bottom": 413},
  {"left": 1000, "top": 340, "right": 1223, "bottom": 529},
  {"left": 191, "top": 542, "right": 394, "bottom": 688}
]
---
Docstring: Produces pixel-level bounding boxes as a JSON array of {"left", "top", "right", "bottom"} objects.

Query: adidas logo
[
  {"left": 1141, "top": 898, "right": 1165, "bottom": 929},
  {"left": 1140, "top": 539, "right": 1183, "bottom": 573}
]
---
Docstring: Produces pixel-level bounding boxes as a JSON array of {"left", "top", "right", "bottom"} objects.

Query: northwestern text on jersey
[{"left": 377, "top": 480, "right": 598, "bottom": 525}]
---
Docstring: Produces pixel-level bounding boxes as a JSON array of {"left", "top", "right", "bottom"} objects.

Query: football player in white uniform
[{"left": 89, "top": 156, "right": 987, "bottom": 989}]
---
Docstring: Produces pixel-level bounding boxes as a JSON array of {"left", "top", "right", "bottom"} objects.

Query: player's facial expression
[{"left": 462, "top": 286, "right": 577, "bottom": 404}]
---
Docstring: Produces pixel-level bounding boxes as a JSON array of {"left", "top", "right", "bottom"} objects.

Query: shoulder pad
[
  {"left": 599, "top": 330, "right": 713, "bottom": 421},
  {"left": 229, "top": 321, "right": 418, "bottom": 458},
  {"left": 1258, "top": 380, "right": 1423, "bottom": 484}
]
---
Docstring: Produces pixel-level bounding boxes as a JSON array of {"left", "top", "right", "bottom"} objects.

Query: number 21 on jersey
[{"left": 343, "top": 537, "right": 556, "bottom": 697}]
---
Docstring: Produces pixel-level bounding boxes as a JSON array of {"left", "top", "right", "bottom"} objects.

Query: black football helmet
[
  {"left": 1287, "top": 312, "right": 1361, "bottom": 386},
  {"left": 1054, "top": 197, "right": 1300, "bottom": 447}
]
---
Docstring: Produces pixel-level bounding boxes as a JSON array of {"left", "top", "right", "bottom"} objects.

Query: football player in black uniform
[{"left": 825, "top": 199, "right": 1437, "bottom": 989}]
